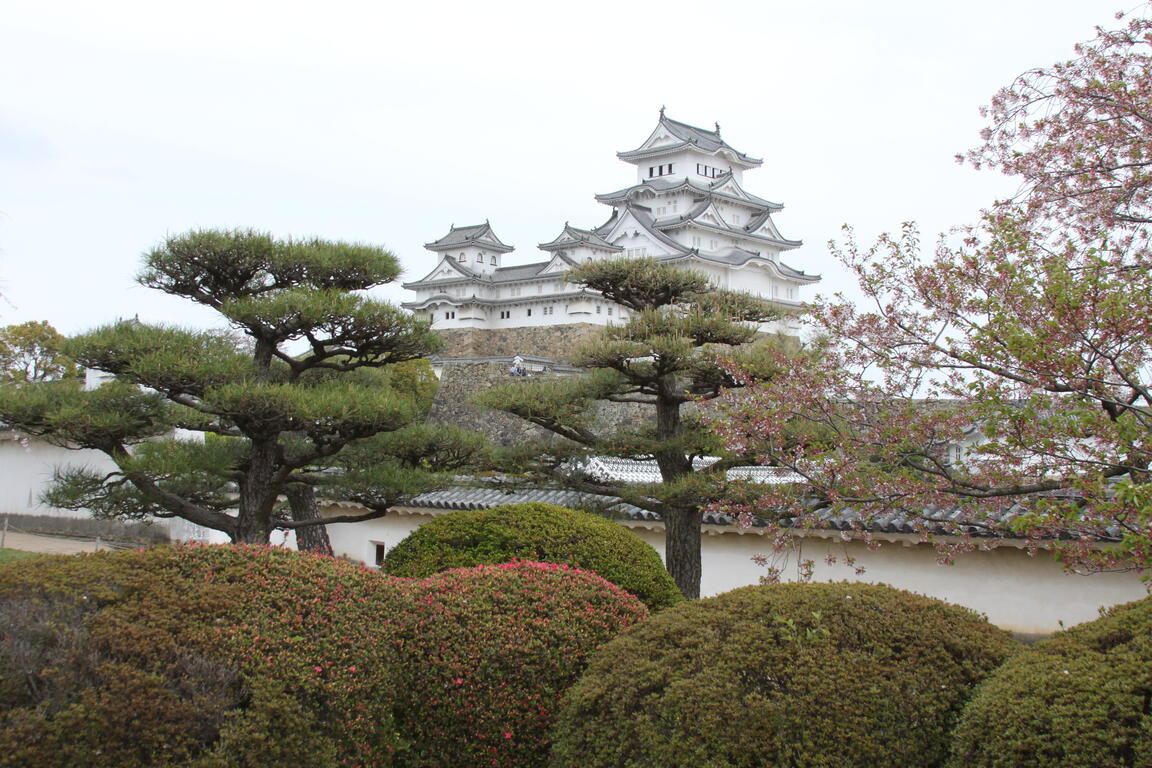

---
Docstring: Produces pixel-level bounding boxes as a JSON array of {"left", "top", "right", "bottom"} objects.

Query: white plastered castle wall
[{"left": 317, "top": 502, "right": 1148, "bottom": 636}]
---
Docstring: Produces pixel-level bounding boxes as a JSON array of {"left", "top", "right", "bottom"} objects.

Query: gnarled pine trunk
[
  {"left": 286, "top": 485, "right": 334, "bottom": 556},
  {"left": 663, "top": 506, "right": 702, "bottom": 600}
]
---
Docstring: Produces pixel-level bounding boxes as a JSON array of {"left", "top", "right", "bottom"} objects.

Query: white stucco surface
[{"left": 324, "top": 505, "right": 1148, "bottom": 636}]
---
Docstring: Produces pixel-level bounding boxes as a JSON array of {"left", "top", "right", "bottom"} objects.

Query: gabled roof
[
  {"left": 404, "top": 256, "right": 580, "bottom": 289},
  {"left": 538, "top": 251, "right": 581, "bottom": 274},
  {"left": 660, "top": 201, "right": 803, "bottom": 250},
  {"left": 596, "top": 175, "right": 783, "bottom": 213},
  {"left": 425, "top": 222, "right": 514, "bottom": 253},
  {"left": 538, "top": 223, "right": 622, "bottom": 252},
  {"left": 707, "top": 174, "right": 782, "bottom": 210},
  {"left": 617, "top": 111, "right": 763, "bottom": 168},
  {"left": 595, "top": 204, "right": 693, "bottom": 256},
  {"left": 406, "top": 254, "right": 478, "bottom": 286},
  {"left": 689, "top": 249, "right": 819, "bottom": 283}
]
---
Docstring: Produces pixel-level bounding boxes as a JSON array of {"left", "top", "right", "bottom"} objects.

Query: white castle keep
[{"left": 403, "top": 110, "right": 819, "bottom": 332}]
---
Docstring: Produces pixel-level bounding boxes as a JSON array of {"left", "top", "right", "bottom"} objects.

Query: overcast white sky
[{"left": 0, "top": 0, "right": 1122, "bottom": 335}]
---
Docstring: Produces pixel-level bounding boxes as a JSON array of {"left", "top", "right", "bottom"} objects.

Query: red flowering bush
[
  {"left": 391, "top": 561, "right": 648, "bottom": 768},
  {"left": 550, "top": 582, "right": 1018, "bottom": 768},
  {"left": 949, "top": 594, "right": 1152, "bottom": 768},
  {"left": 382, "top": 503, "right": 682, "bottom": 610},
  {"left": 0, "top": 545, "right": 409, "bottom": 768}
]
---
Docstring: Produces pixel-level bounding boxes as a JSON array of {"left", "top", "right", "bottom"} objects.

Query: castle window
[
  {"left": 649, "top": 166, "right": 656, "bottom": 178},
  {"left": 596, "top": 305, "right": 601, "bottom": 314},
  {"left": 526, "top": 308, "right": 532, "bottom": 317},
  {"left": 476, "top": 253, "right": 483, "bottom": 262},
  {"left": 499, "top": 310, "right": 510, "bottom": 319},
  {"left": 491, "top": 255, "right": 497, "bottom": 265},
  {"left": 444, "top": 311, "right": 455, "bottom": 320}
]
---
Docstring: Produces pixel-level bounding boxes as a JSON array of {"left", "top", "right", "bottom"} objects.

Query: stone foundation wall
[
  {"left": 426, "top": 362, "right": 562, "bottom": 445},
  {"left": 434, "top": 324, "right": 603, "bottom": 363},
  {"left": 427, "top": 360, "right": 653, "bottom": 447},
  {"left": 1, "top": 513, "right": 172, "bottom": 545}
]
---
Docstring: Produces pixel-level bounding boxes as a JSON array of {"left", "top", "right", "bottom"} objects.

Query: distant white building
[{"left": 403, "top": 110, "right": 819, "bottom": 332}]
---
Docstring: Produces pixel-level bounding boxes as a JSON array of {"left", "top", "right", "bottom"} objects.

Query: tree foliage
[
  {"left": 0, "top": 321, "right": 77, "bottom": 385},
  {"left": 712, "top": 8, "right": 1152, "bottom": 573},
  {"left": 0, "top": 230, "right": 484, "bottom": 544},
  {"left": 477, "top": 257, "right": 795, "bottom": 599}
]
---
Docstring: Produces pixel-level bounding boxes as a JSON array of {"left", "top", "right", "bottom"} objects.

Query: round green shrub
[
  {"left": 0, "top": 544, "right": 408, "bottom": 768},
  {"left": 550, "top": 582, "right": 1019, "bottom": 768},
  {"left": 949, "top": 594, "right": 1152, "bottom": 768},
  {"left": 392, "top": 560, "right": 648, "bottom": 768},
  {"left": 381, "top": 502, "right": 682, "bottom": 610}
]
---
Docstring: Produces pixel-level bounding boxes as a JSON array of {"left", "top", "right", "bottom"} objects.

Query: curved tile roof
[
  {"left": 618, "top": 113, "right": 763, "bottom": 167},
  {"left": 425, "top": 222, "right": 515, "bottom": 253}
]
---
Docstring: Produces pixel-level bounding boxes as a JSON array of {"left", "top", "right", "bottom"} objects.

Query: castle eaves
[
  {"left": 425, "top": 222, "right": 515, "bottom": 253},
  {"left": 617, "top": 114, "right": 763, "bottom": 167},
  {"left": 538, "top": 223, "right": 622, "bottom": 252}
]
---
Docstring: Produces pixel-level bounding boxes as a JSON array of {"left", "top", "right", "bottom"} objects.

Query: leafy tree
[
  {"left": 0, "top": 321, "right": 77, "bottom": 385},
  {"left": 477, "top": 257, "right": 793, "bottom": 599},
  {"left": 712, "top": 8, "right": 1152, "bottom": 573},
  {"left": 0, "top": 229, "right": 483, "bottom": 545}
]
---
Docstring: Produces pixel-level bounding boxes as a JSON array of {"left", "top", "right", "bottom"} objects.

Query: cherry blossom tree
[{"left": 711, "top": 7, "right": 1152, "bottom": 574}]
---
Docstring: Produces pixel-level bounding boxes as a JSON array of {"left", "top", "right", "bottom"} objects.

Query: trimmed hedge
[
  {"left": 0, "top": 545, "right": 409, "bottom": 768},
  {"left": 381, "top": 502, "right": 682, "bottom": 610},
  {"left": 949, "top": 594, "right": 1152, "bottom": 768},
  {"left": 550, "top": 582, "right": 1019, "bottom": 768},
  {"left": 393, "top": 561, "right": 648, "bottom": 768}
]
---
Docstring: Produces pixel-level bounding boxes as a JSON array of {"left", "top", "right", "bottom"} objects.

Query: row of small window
[
  {"left": 451, "top": 253, "right": 497, "bottom": 265},
  {"left": 444, "top": 306, "right": 617, "bottom": 321},
  {"left": 647, "top": 163, "right": 726, "bottom": 179}
]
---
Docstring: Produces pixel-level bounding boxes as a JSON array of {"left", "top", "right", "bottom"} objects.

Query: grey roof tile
[
  {"left": 401, "top": 481, "right": 1099, "bottom": 541},
  {"left": 426, "top": 222, "right": 514, "bottom": 253},
  {"left": 539, "top": 223, "right": 622, "bottom": 251},
  {"left": 618, "top": 113, "right": 763, "bottom": 167}
]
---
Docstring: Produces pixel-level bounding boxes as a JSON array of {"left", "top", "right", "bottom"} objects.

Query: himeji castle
[{"left": 403, "top": 110, "right": 819, "bottom": 339}]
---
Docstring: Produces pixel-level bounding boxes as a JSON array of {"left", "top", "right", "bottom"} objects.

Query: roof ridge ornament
[
  {"left": 659, "top": 105, "right": 665, "bottom": 118},
  {"left": 715, "top": 122, "right": 721, "bottom": 135}
]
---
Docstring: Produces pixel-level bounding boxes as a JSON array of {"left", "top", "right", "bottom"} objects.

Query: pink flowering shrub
[
  {"left": 550, "top": 582, "right": 1018, "bottom": 768},
  {"left": 391, "top": 561, "right": 648, "bottom": 768},
  {"left": 0, "top": 545, "right": 409, "bottom": 768},
  {"left": 949, "top": 593, "right": 1152, "bottom": 768}
]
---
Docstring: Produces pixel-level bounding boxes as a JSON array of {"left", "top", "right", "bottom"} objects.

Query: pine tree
[
  {"left": 478, "top": 257, "right": 793, "bottom": 599},
  {"left": 0, "top": 229, "right": 485, "bottom": 545}
]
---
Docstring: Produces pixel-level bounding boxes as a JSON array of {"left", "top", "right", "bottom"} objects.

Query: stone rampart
[{"left": 434, "top": 324, "right": 602, "bottom": 363}]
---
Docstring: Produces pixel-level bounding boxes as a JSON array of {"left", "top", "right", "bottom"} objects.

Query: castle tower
[{"left": 402, "top": 111, "right": 819, "bottom": 345}]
